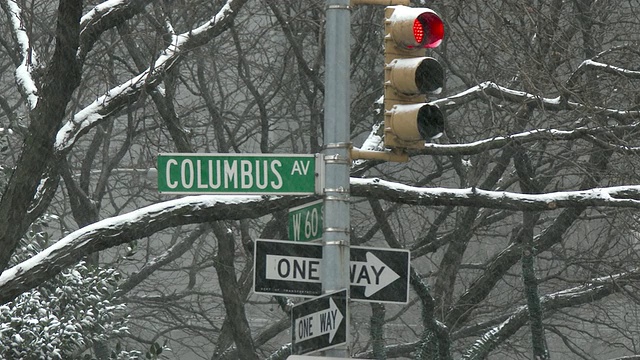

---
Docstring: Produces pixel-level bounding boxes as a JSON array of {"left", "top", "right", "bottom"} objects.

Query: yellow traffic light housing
[{"left": 384, "top": 6, "right": 445, "bottom": 151}]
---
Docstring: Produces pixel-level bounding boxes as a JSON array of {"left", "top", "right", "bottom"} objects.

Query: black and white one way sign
[
  {"left": 292, "top": 289, "right": 347, "bottom": 355},
  {"left": 254, "top": 239, "right": 410, "bottom": 304}
]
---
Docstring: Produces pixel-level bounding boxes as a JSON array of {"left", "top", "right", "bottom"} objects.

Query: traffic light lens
[
  {"left": 415, "top": 58, "right": 444, "bottom": 94},
  {"left": 414, "top": 12, "right": 444, "bottom": 48},
  {"left": 417, "top": 104, "right": 444, "bottom": 139}
]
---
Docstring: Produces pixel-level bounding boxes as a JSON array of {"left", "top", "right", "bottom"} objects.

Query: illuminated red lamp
[
  {"left": 387, "top": 6, "right": 444, "bottom": 50},
  {"left": 413, "top": 11, "right": 444, "bottom": 48}
]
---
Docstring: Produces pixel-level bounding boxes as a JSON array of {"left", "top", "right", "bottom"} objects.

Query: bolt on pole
[{"left": 323, "top": 0, "right": 351, "bottom": 357}]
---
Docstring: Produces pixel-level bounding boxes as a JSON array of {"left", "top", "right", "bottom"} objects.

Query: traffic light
[{"left": 384, "top": 5, "right": 445, "bottom": 151}]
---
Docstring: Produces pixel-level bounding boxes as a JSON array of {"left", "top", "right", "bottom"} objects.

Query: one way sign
[
  {"left": 254, "top": 239, "right": 410, "bottom": 304},
  {"left": 292, "top": 289, "right": 348, "bottom": 355}
]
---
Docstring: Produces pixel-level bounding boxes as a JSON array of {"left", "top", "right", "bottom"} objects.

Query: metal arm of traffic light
[{"left": 350, "top": 146, "right": 409, "bottom": 162}]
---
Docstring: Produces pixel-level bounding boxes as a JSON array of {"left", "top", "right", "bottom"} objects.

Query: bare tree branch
[
  {"left": 55, "top": 0, "right": 249, "bottom": 152},
  {"left": 460, "top": 269, "right": 640, "bottom": 360},
  {"left": 352, "top": 178, "right": 640, "bottom": 210},
  {"left": 0, "top": 195, "right": 308, "bottom": 305},
  {"left": 413, "top": 123, "right": 640, "bottom": 156},
  {"left": 436, "top": 81, "right": 640, "bottom": 121},
  {"left": 0, "top": 0, "right": 39, "bottom": 109}
]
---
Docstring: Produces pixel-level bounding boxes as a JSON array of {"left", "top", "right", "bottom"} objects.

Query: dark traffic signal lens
[
  {"left": 415, "top": 57, "right": 444, "bottom": 94},
  {"left": 416, "top": 104, "right": 444, "bottom": 139}
]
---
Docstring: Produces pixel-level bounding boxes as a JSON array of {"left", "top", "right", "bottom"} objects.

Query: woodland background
[{"left": 1, "top": 0, "right": 640, "bottom": 359}]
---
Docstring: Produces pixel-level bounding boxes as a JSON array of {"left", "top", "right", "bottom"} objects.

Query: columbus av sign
[{"left": 157, "top": 153, "right": 323, "bottom": 195}]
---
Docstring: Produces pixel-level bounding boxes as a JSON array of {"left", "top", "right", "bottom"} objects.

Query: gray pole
[{"left": 323, "top": 0, "right": 351, "bottom": 357}]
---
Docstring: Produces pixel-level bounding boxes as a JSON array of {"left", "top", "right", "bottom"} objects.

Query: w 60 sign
[{"left": 288, "top": 200, "right": 323, "bottom": 242}]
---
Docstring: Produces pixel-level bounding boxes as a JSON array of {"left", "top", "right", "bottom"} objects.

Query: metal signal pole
[{"left": 322, "top": 0, "right": 351, "bottom": 357}]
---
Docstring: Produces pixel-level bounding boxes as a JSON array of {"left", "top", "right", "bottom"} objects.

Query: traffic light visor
[
  {"left": 388, "top": 7, "right": 444, "bottom": 49},
  {"left": 388, "top": 57, "right": 444, "bottom": 95},
  {"left": 388, "top": 103, "right": 444, "bottom": 142}
]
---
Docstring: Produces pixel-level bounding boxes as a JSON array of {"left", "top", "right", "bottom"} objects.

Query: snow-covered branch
[
  {"left": 435, "top": 81, "right": 640, "bottom": 121},
  {"left": 55, "top": 0, "right": 248, "bottom": 152},
  {"left": 353, "top": 269, "right": 640, "bottom": 359},
  {"left": 77, "top": 0, "right": 153, "bottom": 62},
  {"left": 566, "top": 57, "right": 640, "bottom": 90},
  {"left": 1, "top": 0, "right": 39, "bottom": 109},
  {"left": 0, "top": 194, "right": 307, "bottom": 305},
  {"left": 416, "top": 122, "right": 640, "bottom": 156},
  {"left": 351, "top": 178, "right": 640, "bottom": 210},
  {"left": 460, "top": 269, "right": 640, "bottom": 360},
  {"left": 434, "top": 81, "right": 563, "bottom": 111},
  {"left": 578, "top": 59, "right": 640, "bottom": 80}
]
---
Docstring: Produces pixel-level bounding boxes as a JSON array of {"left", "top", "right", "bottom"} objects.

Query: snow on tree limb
[
  {"left": 351, "top": 178, "right": 640, "bottom": 210},
  {"left": 566, "top": 54, "right": 640, "bottom": 89},
  {"left": 435, "top": 81, "right": 640, "bottom": 121},
  {"left": 460, "top": 269, "right": 640, "bottom": 360},
  {"left": 578, "top": 59, "right": 640, "bottom": 79},
  {"left": 2, "top": 161, "right": 638, "bottom": 304},
  {"left": 0, "top": 194, "right": 305, "bottom": 305},
  {"left": 80, "top": 0, "right": 129, "bottom": 26},
  {"left": 77, "top": 0, "right": 154, "bottom": 62},
  {"left": 54, "top": 0, "right": 248, "bottom": 152},
  {"left": 1, "top": 0, "right": 39, "bottom": 109},
  {"left": 354, "top": 269, "right": 640, "bottom": 359},
  {"left": 11, "top": 173, "right": 638, "bottom": 306},
  {"left": 433, "top": 81, "right": 563, "bottom": 110},
  {"left": 416, "top": 123, "right": 640, "bottom": 156}
]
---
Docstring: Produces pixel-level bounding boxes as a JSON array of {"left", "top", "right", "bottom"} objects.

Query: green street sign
[
  {"left": 288, "top": 200, "right": 323, "bottom": 242},
  {"left": 157, "top": 153, "right": 323, "bottom": 195}
]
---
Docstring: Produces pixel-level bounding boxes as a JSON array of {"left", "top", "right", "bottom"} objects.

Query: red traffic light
[
  {"left": 413, "top": 12, "right": 444, "bottom": 48},
  {"left": 383, "top": 6, "right": 445, "bottom": 152},
  {"left": 387, "top": 6, "right": 444, "bottom": 49}
]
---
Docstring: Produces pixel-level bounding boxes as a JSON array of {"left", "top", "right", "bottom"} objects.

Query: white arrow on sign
[
  {"left": 294, "top": 297, "right": 344, "bottom": 343},
  {"left": 265, "top": 252, "right": 399, "bottom": 297},
  {"left": 351, "top": 252, "right": 400, "bottom": 297}
]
